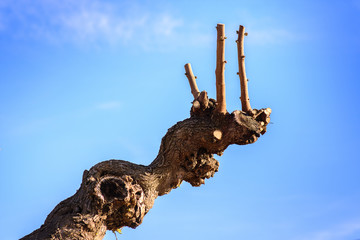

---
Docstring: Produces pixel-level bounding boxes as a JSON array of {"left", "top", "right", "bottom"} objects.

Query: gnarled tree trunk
[{"left": 21, "top": 24, "right": 271, "bottom": 240}]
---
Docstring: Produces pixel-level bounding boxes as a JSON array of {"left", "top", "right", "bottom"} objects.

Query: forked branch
[
  {"left": 215, "top": 23, "right": 227, "bottom": 114},
  {"left": 237, "top": 25, "right": 252, "bottom": 112}
]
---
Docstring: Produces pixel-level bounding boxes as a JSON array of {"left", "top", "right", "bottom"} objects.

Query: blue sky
[{"left": 0, "top": 0, "right": 360, "bottom": 239}]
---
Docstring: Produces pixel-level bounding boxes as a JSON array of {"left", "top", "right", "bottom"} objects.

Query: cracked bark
[{"left": 21, "top": 24, "right": 271, "bottom": 240}]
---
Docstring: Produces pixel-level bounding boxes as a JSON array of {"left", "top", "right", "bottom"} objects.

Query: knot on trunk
[
  {"left": 182, "top": 148, "right": 219, "bottom": 187},
  {"left": 190, "top": 92, "right": 218, "bottom": 118},
  {"left": 95, "top": 175, "right": 146, "bottom": 230}
]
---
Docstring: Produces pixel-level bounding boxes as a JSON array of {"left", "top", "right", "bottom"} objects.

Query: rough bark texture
[
  {"left": 21, "top": 23, "right": 271, "bottom": 240},
  {"left": 21, "top": 102, "right": 271, "bottom": 240}
]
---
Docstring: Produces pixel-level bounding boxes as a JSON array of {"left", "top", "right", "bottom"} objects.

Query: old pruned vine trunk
[{"left": 21, "top": 24, "right": 272, "bottom": 240}]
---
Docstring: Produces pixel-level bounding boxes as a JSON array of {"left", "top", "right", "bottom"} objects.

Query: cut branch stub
[
  {"left": 184, "top": 63, "right": 200, "bottom": 99},
  {"left": 237, "top": 25, "right": 252, "bottom": 113},
  {"left": 215, "top": 23, "right": 227, "bottom": 114}
]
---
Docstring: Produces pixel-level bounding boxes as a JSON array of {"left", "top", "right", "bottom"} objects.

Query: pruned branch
[
  {"left": 215, "top": 23, "right": 227, "bottom": 114},
  {"left": 184, "top": 63, "right": 200, "bottom": 99},
  {"left": 237, "top": 25, "right": 252, "bottom": 112}
]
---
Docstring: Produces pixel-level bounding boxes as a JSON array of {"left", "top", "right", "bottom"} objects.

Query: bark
[
  {"left": 21, "top": 23, "right": 272, "bottom": 240},
  {"left": 21, "top": 101, "right": 271, "bottom": 240},
  {"left": 215, "top": 23, "right": 227, "bottom": 114},
  {"left": 237, "top": 25, "right": 252, "bottom": 113},
  {"left": 184, "top": 63, "right": 200, "bottom": 99}
]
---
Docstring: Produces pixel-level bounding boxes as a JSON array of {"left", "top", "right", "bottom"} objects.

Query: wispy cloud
[
  {"left": 0, "top": 0, "right": 210, "bottom": 50},
  {"left": 95, "top": 101, "right": 122, "bottom": 110},
  {"left": 54, "top": 1, "right": 149, "bottom": 45},
  {"left": 154, "top": 14, "right": 183, "bottom": 36},
  {"left": 295, "top": 220, "right": 360, "bottom": 240},
  {"left": 0, "top": 1, "right": 304, "bottom": 48},
  {"left": 247, "top": 28, "right": 299, "bottom": 45},
  {"left": 225, "top": 25, "right": 303, "bottom": 46},
  {"left": 224, "top": 9, "right": 306, "bottom": 46}
]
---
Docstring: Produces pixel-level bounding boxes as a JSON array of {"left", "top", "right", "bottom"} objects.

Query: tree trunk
[{"left": 21, "top": 23, "right": 272, "bottom": 240}]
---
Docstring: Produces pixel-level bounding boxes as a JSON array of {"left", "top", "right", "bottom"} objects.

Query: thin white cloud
[
  {"left": 225, "top": 26, "right": 302, "bottom": 46},
  {"left": 154, "top": 14, "right": 183, "bottom": 36},
  {"left": 0, "top": 0, "right": 210, "bottom": 50},
  {"left": 225, "top": 9, "right": 306, "bottom": 46},
  {"left": 95, "top": 101, "right": 122, "bottom": 110},
  {"left": 295, "top": 220, "right": 360, "bottom": 240},
  {"left": 1, "top": 1, "right": 303, "bottom": 48},
  {"left": 247, "top": 28, "right": 298, "bottom": 45},
  {"left": 54, "top": 2, "right": 149, "bottom": 45}
]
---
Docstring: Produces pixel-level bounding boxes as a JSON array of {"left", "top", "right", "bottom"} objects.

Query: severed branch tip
[
  {"left": 184, "top": 63, "right": 200, "bottom": 99},
  {"left": 237, "top": 25, "right": 252, "bottom": 113},
  {"left": 215, "top": 23, "right": 227, "bottom": 114}
]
